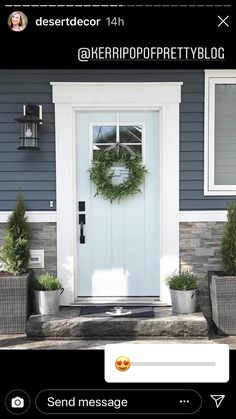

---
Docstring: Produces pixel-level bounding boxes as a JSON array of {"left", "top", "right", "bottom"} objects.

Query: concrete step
[{"left": 26, "top": 307, "right": 209, "bottom": 339}]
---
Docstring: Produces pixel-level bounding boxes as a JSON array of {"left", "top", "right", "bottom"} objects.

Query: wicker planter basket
[
  {"left": 0, "top": 273, "right": 30, "bottom": 334},
  {"left": 209, "top": 271, "right": 236, "bottom": 335}
]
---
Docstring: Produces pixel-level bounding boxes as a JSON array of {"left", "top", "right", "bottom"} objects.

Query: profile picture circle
[{"left": 8, "top": 11, "right": 28, "bottom": 32}]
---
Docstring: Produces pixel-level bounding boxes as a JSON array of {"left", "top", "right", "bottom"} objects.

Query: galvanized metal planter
[
  {"left": 0, "top": 273, "right": 31, "bottom": 334},
  {"left": 209, "top": 271, "right": 236, "bottom": 335},
  {"left": 33, "top": 289, "right": 64, "bottom": 315},
  {"left": 170, "top": 289, "right": 198, "bottom": 314}
]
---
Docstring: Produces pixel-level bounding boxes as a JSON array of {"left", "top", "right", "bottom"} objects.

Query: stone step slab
[{"left": 26, "top": 307, "right": 208, "bottom": 339}]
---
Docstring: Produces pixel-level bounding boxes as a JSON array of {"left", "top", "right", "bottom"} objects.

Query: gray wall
[
  {"left": 0, "top": 69, "right": 235, "bottom": 211},
  {"left": 180, "top": 221, "right": 225, "bottom": 320}
]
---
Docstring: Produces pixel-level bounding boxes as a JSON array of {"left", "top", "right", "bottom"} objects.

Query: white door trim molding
[{"left": 51, "top": 82, "right": 182, "bottom": 305}]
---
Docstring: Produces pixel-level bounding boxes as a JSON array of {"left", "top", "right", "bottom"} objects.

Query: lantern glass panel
[{"left": 22, "top": 122, "right": 38, "bottom": 148}]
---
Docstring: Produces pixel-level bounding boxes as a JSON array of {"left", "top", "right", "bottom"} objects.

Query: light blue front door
[{"left": 76, "top": 111, "right": 160, "bottom": 297}]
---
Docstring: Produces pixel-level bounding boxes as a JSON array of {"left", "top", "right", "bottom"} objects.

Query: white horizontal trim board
[
  {"left": 51, "top": 82, "right": 183, "bottom": 106},
  {"left": 179, "top": 211, "right": 227, "bottom": 222},
  {"left": 0, "top": 211, "right": 57, "bottom": 223},
  {"left": 0, "top": 211, "right": 227, "bottom": 223}
]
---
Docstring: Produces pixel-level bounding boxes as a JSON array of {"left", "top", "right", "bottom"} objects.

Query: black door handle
[
  {"left": 80, "top": 221, "right": 85, "bottom": 244},
  {"left": 79, "top": 214, "right": 86, "bottom": 244}
]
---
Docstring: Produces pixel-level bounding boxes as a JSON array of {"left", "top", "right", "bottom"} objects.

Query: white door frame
[{"left": 51, "top": 82, "right": 182, "bottom": 305}]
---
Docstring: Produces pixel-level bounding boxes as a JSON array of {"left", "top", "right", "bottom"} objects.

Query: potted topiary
[
  {"left": 33, "top": 272, "right": 64, "bottom": 315},
  {"left": 168, "top": 270, "right": 199, "bottom": 314},
  {"left": 209, "top": 202, "right": 236, "bottom": 334},
  {"left": 0, "top": 194, "right": 31, "bottom": 333}
]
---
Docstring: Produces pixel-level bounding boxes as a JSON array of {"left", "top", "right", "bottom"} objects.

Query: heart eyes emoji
[{"left": 115, "top": 356, "right": 131, "bottom": 371}]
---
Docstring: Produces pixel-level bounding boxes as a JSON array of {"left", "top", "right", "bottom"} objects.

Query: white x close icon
[{"left": 217, "top": 15, "right": 229, "bottom": 28}]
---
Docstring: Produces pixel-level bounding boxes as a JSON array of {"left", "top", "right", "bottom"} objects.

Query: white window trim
[
  {"left": 51, "top": 82, "right": 182, "bottom": 306},
  {"left": 204, "top": 70, "right": 236, "bottom": 195}
]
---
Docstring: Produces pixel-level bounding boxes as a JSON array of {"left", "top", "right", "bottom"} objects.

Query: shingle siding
[{"left": 0, "top": 69, "right": 234, "bottom": 211}]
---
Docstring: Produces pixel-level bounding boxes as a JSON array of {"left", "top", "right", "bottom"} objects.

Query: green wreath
[{"left": 89, "top": 149, "right": 148, "bottom": 203}]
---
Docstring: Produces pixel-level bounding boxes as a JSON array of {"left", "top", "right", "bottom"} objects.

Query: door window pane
[
  {"left": 93, "top": 144, "right": 109, "bottom": 160},
  {"left": 93, "top": 126, "right": 116, "bottom": 144},
  {"left": 119, "top": 125, "right": 142, "bottom": 143},
  {"left": 122, "top": 144, "right": 142, "bottom": 156}
]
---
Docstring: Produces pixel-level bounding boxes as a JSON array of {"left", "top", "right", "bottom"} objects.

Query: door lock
[{"left": 78, "top": 201, "right": 85, "bottom": 212}]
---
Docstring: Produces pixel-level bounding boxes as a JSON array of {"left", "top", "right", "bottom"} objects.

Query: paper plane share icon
[{"left": 210, "top": 395, "right": 225, "bottom": 408}]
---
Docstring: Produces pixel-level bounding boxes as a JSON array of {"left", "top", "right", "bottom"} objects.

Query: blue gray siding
[
  {"left": 0, "top": 71, "right": 55, "bottom": 210},
  {"left": 0, "top": 69, "right": 234, "bottom": 211}
]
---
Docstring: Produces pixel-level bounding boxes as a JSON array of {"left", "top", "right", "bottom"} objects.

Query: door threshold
[{"left": 72, "top": 297, "right": 165, "bottom": 307}]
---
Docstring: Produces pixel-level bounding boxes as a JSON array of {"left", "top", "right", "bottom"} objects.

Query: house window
[{"left": 205, "top": 71, "right": 236, "bottom": 195}]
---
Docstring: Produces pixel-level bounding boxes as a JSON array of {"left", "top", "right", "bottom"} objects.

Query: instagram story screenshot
[{"left": 0, "top": 0, "right": 235, "bottom": 417}]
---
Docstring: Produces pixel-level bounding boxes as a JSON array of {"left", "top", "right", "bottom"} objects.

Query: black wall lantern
[{"left": 16, "top": 103, "right": 42, "bottom": 150}]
